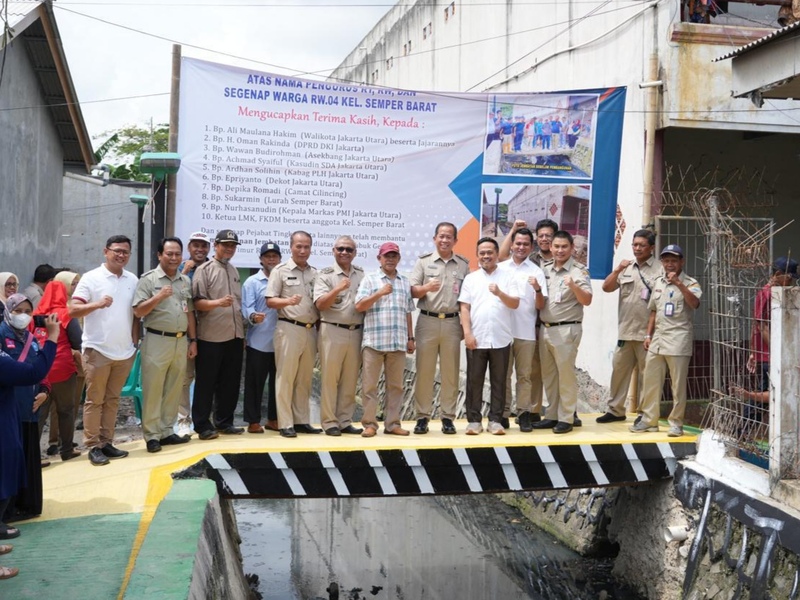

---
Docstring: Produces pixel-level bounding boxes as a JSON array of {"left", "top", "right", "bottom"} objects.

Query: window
[
  {"left": 423, "top": 22, "right": 432, "bottom": 40},
  {"left": 403, "top": 43, "right": 408, "bottom": 56},
  {"left": 386, "top": 57, "right": 393, "bottom": 70},
  {"left": 371, "top": 69, "right": 379, "bottom": 83},
  {"left": 445, "top": 2, "right": 455, "bottom": 22}
]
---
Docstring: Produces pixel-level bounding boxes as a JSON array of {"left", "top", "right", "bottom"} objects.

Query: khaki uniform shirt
[
  {"left": 410, "top": 251, "right": 470, "bottom": 313},
  {"left": 192, "top": 257, "right": 244, "bottom": 342},
  {"left": 529, "top": 250, "right": 554, "bottom": 268},
  {"left": 266, "top": 259, "right": 319, "bottom": 323},
  {"left": 616, "top": 256, "right": 661, "bottom": 341},
  {"left": 133, "top": 265, "right": 194, "bottom": 333},
  {"left": 313, "top": 263, "right": 365, "bottom": 325},
  {"left": 541, "top": 257, "right": 592, "bottom": 323},
  {"left": 648, "top": 272, "right": 702, "bottom": 357}
]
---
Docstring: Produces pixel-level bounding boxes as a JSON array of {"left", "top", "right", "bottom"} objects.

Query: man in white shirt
[
  {"left": 458, "top": 238, "right": 520, "bottom": 435},
  {"left": 498, "top": 228, "right": 547, "bottom": 431},
  {"left": 70, "top": 235, "right": 138, "bottom": 466}
]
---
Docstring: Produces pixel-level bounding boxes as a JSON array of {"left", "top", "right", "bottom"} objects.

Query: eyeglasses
[
  {"left": 335, "top": 247, "right": 356, "bottom": 253},
  {"left": 4, "top": 282, "right": 18, "bottom": 288},
  {"left": 106, "top": 248, "right": 131, "bottom": 256}
]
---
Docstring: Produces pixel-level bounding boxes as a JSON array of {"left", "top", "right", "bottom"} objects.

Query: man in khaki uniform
[
  {"left": 410, "top": 222, "right": 470, "bottom": 435},
  {"left": 532, "top": 230, "right": 592, "bottom": 434},
  {"left": 176, "top": 230, "right": 210, "bottom": 437},
  {"left": 192, "top": 229, "right": 245, "bottom": 440},
  {"left": 597, "top": 229, "right": 660, "bottom": 423},
  {"left": 266, "top": 231, "right": 321, "bottom": 438},
  {"left": 631, "top": 244, "right": 702, "bottom": 437},
  {"left": 133, "top": 237, "right": 197, "bottom": 453},
  {"left": 314, "top": 236, "right": 365, "bottom": 436}
]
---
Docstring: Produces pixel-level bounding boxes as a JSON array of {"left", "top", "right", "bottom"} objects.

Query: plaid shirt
[{"left": 356, "top": 268, "right": 415, "bottom": 352}]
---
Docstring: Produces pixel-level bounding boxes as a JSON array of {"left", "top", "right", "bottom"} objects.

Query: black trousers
[
  {"left": 243, "top": 346, "right": 277, "bottom": 424},
  {"left": 465, "top": 345, "right": 510, "bottom": 424},
  {"left": 193, "top": 338, "right": 243, "bottom": 433}
]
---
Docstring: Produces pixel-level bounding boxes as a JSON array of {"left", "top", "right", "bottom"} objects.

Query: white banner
[{"left": 176, "top": 57, "right": 483, "bottom": 270}]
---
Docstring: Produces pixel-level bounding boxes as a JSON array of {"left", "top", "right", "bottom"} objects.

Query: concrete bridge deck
[{"left": 2, "top": 415, "right": 697, "bottom": 598}]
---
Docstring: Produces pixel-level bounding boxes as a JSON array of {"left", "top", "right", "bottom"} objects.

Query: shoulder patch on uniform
[
  {"left": 352, "top": 265, "right": 364, "bottom": 272},
  {"left": 142, "top": 269, "right": 155, "bottom": 276},
  {"left": 319, "top": 267, "right": 335, "bottom": 274},
  {"left": 455, "top": 254, "right": 470, "bottom": 263},
  {"left": 272, "top": 263, "right": 288, "bottom": 271},
  {"left": 418, "top": 252, "right": 433, "bottom": 259}
]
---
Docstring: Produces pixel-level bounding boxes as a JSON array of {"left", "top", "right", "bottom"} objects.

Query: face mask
[{"left": 8, "top": 313, "right": 32, "bottom": 330}]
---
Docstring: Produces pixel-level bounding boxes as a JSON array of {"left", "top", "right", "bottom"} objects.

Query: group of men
[{"left": 69, "top": 215, "right": 716, "bottom": 466}]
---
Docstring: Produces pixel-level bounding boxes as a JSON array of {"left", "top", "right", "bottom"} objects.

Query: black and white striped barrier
[{"left": 174, "top": 442, "right": 697, "bottom": 497}]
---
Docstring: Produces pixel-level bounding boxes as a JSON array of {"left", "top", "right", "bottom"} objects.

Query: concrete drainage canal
[{"left": 233, "top": 494, "right": 643, "bottom": 600}]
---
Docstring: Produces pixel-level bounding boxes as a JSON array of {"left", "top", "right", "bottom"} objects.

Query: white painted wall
[{"left": 330, "top": 0, "right": 800, "bottom": 387}]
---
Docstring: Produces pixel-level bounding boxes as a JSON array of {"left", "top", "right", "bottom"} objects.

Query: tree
[{"left": 93, "top": 123, "right": 170, "bottom": 182}]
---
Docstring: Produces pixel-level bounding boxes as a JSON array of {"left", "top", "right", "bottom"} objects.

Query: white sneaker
[
  {"left": 175, "top": 418, "right": 194, "bottom": 438},
  {"left": 465, "top": 422, "right": 483, "bottom": 435},
  {"left": 488, "top": 421, "right": 506, "bottom": 435},
  {"left": 629, "top": 421, "right": 659, "bottom": 433},
  {"left": 667, "top": 425, "right": 684, "bottom": 437}
]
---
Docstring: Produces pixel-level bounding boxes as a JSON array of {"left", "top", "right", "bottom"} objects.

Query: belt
[
  {"left": 321, "top": 321, "right": 362, "bottom": 331},
  {"left": 420, "top": 309, "right": 459, "bottom": 319},
  {"left": 279, "top": 317, "right": 317, "bottom": 329},
  {"left": 146, "top": 327, "right": 187, "bottom": 338},
  {"left": 541, "top": 321, "right": 582, "bottom": 328}
]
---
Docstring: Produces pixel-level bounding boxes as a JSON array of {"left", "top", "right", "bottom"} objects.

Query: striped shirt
[{"left": 356, "top": 268, "right": 415, "bottom": 352}]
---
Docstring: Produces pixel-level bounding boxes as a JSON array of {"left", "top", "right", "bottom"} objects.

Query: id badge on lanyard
[{"left": 664, "top": 291, "right": 675, "bottom": 317}]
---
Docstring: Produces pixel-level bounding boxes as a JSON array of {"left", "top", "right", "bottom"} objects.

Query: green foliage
[{"left": 93, "top": 123, "right": 170, "bottom": 182}]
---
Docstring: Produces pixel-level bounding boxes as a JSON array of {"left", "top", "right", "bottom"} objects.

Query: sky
[{"left": 51, "top": 0, "right": 393, "bottom": 145}]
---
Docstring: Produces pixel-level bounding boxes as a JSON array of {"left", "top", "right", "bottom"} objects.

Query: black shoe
[
  {"left": 61, "top": 450, "right": 81, "bottom": 461},
  {"left": 146, "top": 439, "right": 162, "bottom": 453},
  {"left": 573, "top": 415, "right": 582, "bottom": 427},
  {"left": 441, "top": 418, "right": 456, "bottom": 435},
  {"left": 102, "top": 444, "right": 129, "bottom": 459},
  {"left": 160, "top": 433, "right": 190, "bottom": 445},
  {"left": 553, "top": 421, "right": 573, "bottom": 434},
  {"left": 89, "top": 447, "right": 110, "bottom": 466},
  {"left": 413, "top": 418, "right": 429, "bottom": 434},
  {"left": 217, "top": 425, "right": 244, "bottom": 435},
  {"left": 294, "top": 424, "right": 322, "bottom": 434},
  {"left": 46, "top": 444, "right": 59, "bottom": 456},
  {"left": 530, "top": 413, "right": 541, "bottom": 423},
  {"left": 500, "top": 417, "right": 510, "bottom": 429},
  {"left": 325, "top": 427, "right": 341, "bottom": 437},
  {"left": 596, "top": 412, "right": 626, "bottom": 423},
  {"left": 279, "top": 427, "right": 297, "bottom": 438},
  {"left": 518, "top": 411, "right": 533, "bottom": 433},
  {"left": 340, "top": 425, "right": 363, "bottom": 435},
  {"left": 198, "top": 429, "right": 219, "bottom": 440},
  {"left": 532, "top": 419, "right": 558, "bottom": 429}
]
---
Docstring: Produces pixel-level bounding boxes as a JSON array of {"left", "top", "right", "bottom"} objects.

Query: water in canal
[{"left": 234, "top": 494, "right": 644, "bottom": 599}]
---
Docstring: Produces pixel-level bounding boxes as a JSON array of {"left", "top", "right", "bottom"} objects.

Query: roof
[
  {"left": 2, "top": 1, "right": 94, "bottom": 170},
  {"left": 715, "top": 20, "right": 800, "bottom": 61}
]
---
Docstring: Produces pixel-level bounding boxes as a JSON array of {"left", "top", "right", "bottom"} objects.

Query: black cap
[
  {"left": 214, "top": 229, "right": 240, "bottom": 244},
  {"left": 660, "top": 244, "right": 684, "bottom": 258},
  {"left": 260, "top": 241, "right": 281, "bottom": 257}
]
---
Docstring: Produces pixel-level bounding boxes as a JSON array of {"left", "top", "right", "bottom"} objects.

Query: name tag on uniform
[
  {"left": 181, "top": 299, "right": 188, "bottom": 313},
  {"left": 552, "top": 286, "right": 562, "bottom": 303},
  {"left": 664, "top": 302, "right": 675, "bottom": 317},
  {"left": 285, "top": 277, "right": 299, "bottom": 286}
]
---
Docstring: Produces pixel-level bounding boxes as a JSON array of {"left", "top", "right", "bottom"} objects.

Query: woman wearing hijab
[
  {"left": 0, "top": 294, "right": 51, "bottom": 523},
  {"left": 0, "top": 312, "right": 59, "bottom": 580},
  {"left": 44, "top": 272, "right": 83, "bottom": 455},
  {"left": 0, "top": 273, "right": 19, "bottom": 321},
  {"left": 33, "top": 281, "right": 82, "bottom": 462}
]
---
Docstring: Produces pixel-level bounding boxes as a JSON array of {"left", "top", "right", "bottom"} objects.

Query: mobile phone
[{"left": 33, "top": 315, "right": 48, "bottom": 327}]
